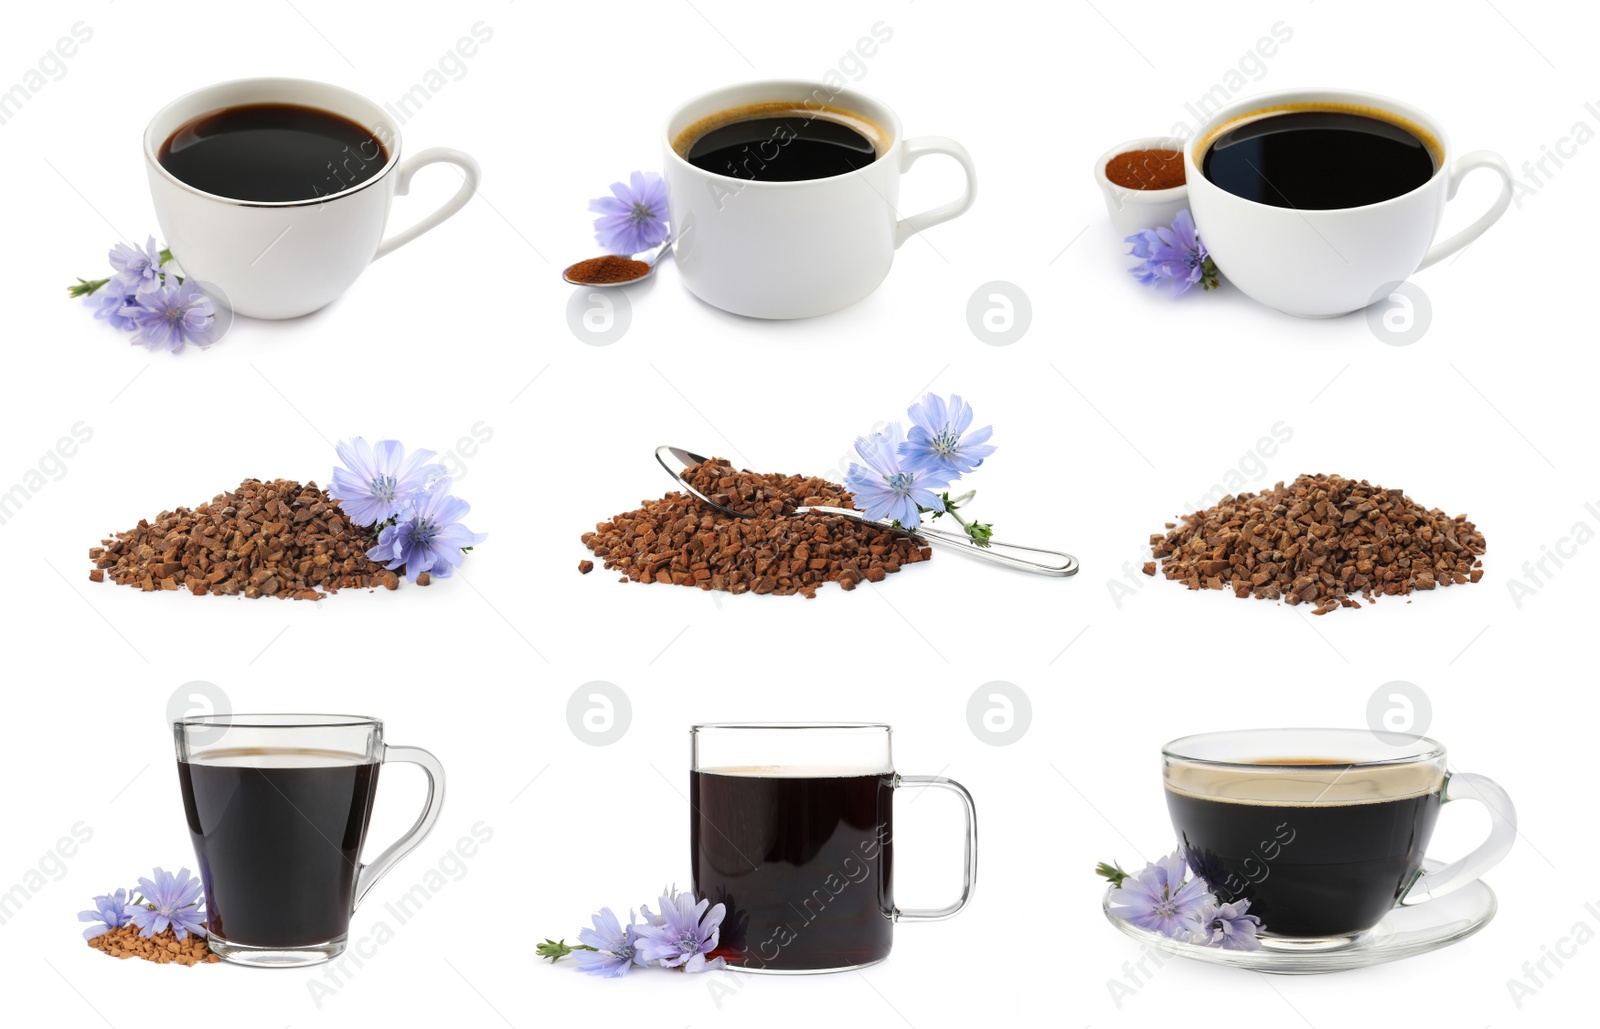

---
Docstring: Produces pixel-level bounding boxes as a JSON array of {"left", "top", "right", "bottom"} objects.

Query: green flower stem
[
  {"left": 1095, "top": 861, "right": 1131, "bottom": 888},
  {"left": 537, "top": 938, "right": 597, "bottom": 963},
  {"left": 66, "top": 249, "right": 176, "bottom": 298},
  {"left": 920, "top": 489, "right": 994, "bottom": 546}
]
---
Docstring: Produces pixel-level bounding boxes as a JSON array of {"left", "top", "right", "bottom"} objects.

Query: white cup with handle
[
  {"left": 144, "top": 77, "right": 480, "bottom": 320},
  {"left": 661, "top": 79, "right": 976, "bottom": 319},
  {"left": 1185, "top": 87, "right": 1512, "bottom": 318}
]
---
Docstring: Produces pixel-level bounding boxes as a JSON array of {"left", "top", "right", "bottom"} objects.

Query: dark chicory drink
[
  {"left": 1165, "top": 757, "right": 1443, "bottom": 938},
  {"left": 159, "top": 103, "right": 388, "bottom": 202},
  {"left": 178, "top": 748, "right": 378, "bottom": 947},
  {"left": 673, "top": 102, "right": 886, "bottom": 182},
  {"left": 1201, "top": 108, "right": 1437, "bottom": 209},
  {"left": 691, "top": 767, "right": 893, "bottom": 970}
]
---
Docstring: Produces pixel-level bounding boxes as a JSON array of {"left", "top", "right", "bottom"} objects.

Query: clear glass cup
[
  {"left": 1162, "top": 727, "right": 1515, "bottom": 948},
  {"left": 690, "top": 722, "right": 976, "bottom": 972},
  {"left": 174, "top": 713, "right": 444, "bottom": 967}
]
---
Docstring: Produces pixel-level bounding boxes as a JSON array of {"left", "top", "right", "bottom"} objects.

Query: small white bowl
[{"left": 1094, "top": 135, "right": 1189, "bottom": 240}]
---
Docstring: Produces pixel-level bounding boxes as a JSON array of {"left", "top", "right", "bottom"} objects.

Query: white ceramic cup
[
  {"left": 1185, "top": 88, "right": 1512, "bottom": 318},
  {"left": 661, "top": 80, "right": 976, "bottom": 319},
  {"left": 144, "top": 78, "right": 480, "bottom": 319},
  {"left": 1094, "top": 135, "right": 1189, "bottom": 238}
]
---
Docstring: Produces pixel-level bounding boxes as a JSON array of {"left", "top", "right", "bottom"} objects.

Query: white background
[{"left": 1, "top": 1, "right": 1595, "bottom": 1026}]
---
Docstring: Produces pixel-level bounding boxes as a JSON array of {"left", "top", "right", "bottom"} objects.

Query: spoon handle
[
  {"left": 798, "top": 506, "right": 1078, "bottom": 577},
  {"left": 912, "top": 524, "right": 1079, "bottom": 576}
]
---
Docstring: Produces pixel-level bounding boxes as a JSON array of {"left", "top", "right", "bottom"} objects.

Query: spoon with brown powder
[
  {"left": 563, "top": 237, "right": 675, "bottom": 287},
  {"left": 655, "top": 445, "right": 1078, "bottom": 576}
]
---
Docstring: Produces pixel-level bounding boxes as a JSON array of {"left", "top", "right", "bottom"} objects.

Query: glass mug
[
  {"left": 690, "top": 722, "right": 977, "bottom": 972},
  {"left": 174, "top": 714, "right": 445, "bottom": 967},
  {"left": 1163, "top": 728, "right": 1515, "bottom": 947}
]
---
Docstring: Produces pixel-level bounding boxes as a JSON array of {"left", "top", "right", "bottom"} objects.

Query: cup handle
[
  {"left": 372, "top": 148, "right": 481, "bottom": 261},
  {"left": 1415, "top": 151, "right": 1513, "bottom": 271},
  {"left": 352, "top": 744, "right": 446, "bottom": 910},
  {"left": 893, "top": 137, "right": 977, "bottom": 249},
  {"left": 1399, "top": 770, "right": 1516, "bottom": 905},
  {"left": 890, "top": 773, "right": 977, "bottom": 922}
]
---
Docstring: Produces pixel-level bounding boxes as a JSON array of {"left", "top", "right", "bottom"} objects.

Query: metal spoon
[
  {"left": 655, "top": 445, "right": 1079, "bottom": 577},
  {"left": 562, "top": 237, "right": 674, "bottom": 288}
]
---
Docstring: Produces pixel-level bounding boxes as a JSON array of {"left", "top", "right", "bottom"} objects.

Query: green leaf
[{"left": 1095, "top": 861, "right": 1131, "bottom": 888}]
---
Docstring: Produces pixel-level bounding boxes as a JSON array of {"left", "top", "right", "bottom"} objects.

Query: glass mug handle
[
  {"left": 373, "top": 148, "right": 481, "bottom": 261},
  {"left": 352, "top": 744, "right": 446, "bottom": 910},
  {"left": 1400, "top": 770, "right": 1516, "bottom": 905},
  {"left": 892, "top": 137, "right": 977, "bottom": 249},
  {"left": 890, "top": 773, "right": 978, "bottom": 922}
]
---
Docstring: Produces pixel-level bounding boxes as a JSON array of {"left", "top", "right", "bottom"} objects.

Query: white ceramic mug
[
  {"left": 1185, "top": 88, "right": 1512, "bottom": 318},
  {"left": 662, "top": 80, "right": 976, "bottom": 319},
  {"left": 144, "top": 78, "right": 480, "bottom": 319}
]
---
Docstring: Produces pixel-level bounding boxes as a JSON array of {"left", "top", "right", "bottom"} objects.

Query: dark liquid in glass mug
[
  {"left": 691, "top": 769, "right": 893, "bottom": 970},
  {"left": 158, "top": 103, "right": 387, "bottom": 203},
  {"left": 1166, "top": 762, "right": 1442, "bottom": 938},
  {"left": 677, "top": 103, "right": 882, "bottom": 182},
  {"left": 178, "top": 751, "right": 378, "bottom": 947},
  {"left": 1201, "top": 110, "right": 1436, "bottom": 210}
]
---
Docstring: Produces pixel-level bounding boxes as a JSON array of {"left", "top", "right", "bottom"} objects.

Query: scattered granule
[
  {"left": 581, "top": 457, "right": 930, "bottom": 597},
  {"left": 578, "top": 560, "right": 594, "bottom": 574},
  {"left": 87, "top": 924, "right": 219, "bottom": 966},
  {"left": 1148, "top": 472, "right": 1486, "bottom": 613},
  {"left": 91, "top": 478, "right": 387, "bottom": 600}
]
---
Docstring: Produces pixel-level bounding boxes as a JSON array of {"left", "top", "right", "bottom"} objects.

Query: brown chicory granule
[
  {"left": 581, "top": 457, "right": 930, "bottom": 598},
  {"left": 1146, "top": 472, "right": 1486, "bottom": 614},
  {"left": 87, "top": 924, "right": 219, "bottom": 966},
  {"left": 90, "top": 478, "right": 388, "bottom": 600}
]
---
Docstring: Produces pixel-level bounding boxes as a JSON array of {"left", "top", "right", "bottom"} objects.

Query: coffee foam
[
  {"left": 1165, "top": 757, "right": 1444, "bottom": 807},
  {"left": 672, "top": 102, "right": 891, "bottom": 160},
  {"left": 1194, "top": 101, "right": 1444, "bottom": 167},
  {"left": 698, "top": 764, "right": 892, "bottom": 778},
  {"left": 187, "top": 747, "right": 371, "bottom": 769}
]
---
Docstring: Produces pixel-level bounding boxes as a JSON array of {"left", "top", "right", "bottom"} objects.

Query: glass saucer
[{"left": 1101, "top": 860, "right": 1497, "bottom": 974}]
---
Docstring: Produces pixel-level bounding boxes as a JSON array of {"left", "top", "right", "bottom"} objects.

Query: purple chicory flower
[
  {"left": 78, "top": 888, "right": 135, "bottom": 940},
  {"left": 329, "top": 438, "right": 447, "bottom": 527},
  {"left": 571, "top": 907, "right": 647, "bottom": 977},
  {"left": 634, "top": 888, "right": 727, "bottom": 972},
  {"left": 1126, "top": 210, "right": 1219, "bottom": 295},
  {"left": 1191, "top": 896, "right": 1264, "bottom": 951},
  {"left": 125, "top": 277, "right": 218, "bottom": 351},
  {"left": 899, "top": 393, "right": 996, "bottom": 478},
  {"left": 108, "top": 236, "right": 165, "bottom": 294},
  {"left": 85, "top": 288, "right": 142, "bottom": 331},
  {"left": 128, "top": 867, "right": 206, "bottom": 940},
  {"left": 366, "top": 480, "right": 487, "bottom": 582},
  {"left": 589, "top": 171, "right": 670, "bottom": 256},
  {"left": 1106, "top": 849, "right": 1211, "bottom": 940},
  {"left": 844, "top": 422, "right": 949, "bottom": 527}
]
